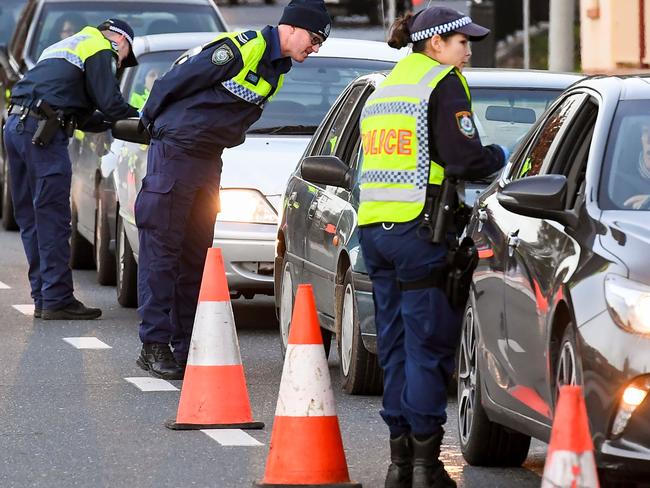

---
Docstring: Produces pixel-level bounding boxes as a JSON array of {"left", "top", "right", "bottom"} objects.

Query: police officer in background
[
  {"left": 358, "top": 7, "right": 508, "bottom": 488},
  {"left": 4, "top": 19, "right": 139, "bottom": 320},
  {"left": 136, "top": 0, "right": 331, "bottom": 380}
]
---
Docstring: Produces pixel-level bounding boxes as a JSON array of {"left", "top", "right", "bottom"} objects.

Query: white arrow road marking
[
  {"left": 0, "top": 281, "right": 11, "bottom": 289},
  {"left": 12, "top": 304, "right": 34, "bottom": 315},
  {"left": 201, "top": 429, "right": 263, "bottom": 446},
  {"left": 62, "top": 337, "right": 112, "bottom": 349},
  {"left": 124, "top": 377, "right": 179, "bottom": 392}
]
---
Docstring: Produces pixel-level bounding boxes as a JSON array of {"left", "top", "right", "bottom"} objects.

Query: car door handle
[
  {"left": 507, "top": 230, "right": 520, "bottom": 257},
  {"left": 477, "top": 208, "right": 488, "bottom": 232},
  {"left": 307, "top": 198, "right": 318, "bottom": 219},
  {"left": 287, "top": 191, "right": 297, "bottom": 208}
]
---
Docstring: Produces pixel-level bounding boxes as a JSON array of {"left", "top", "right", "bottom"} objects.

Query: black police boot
[
  {"left": 412, "top": 431, "right": 457, "bottom": 488},
  {"left": 137, "top": 343, "right": 184, "bottom": 380},
  {"left": 34, "top": 308, "right": 42, "bottom": 319},
  {"left": 41, "top": 298, "right": 102, "bottom": 320},
  {"left": 385, "top": 433, "right": 412, "bottom": 488}
]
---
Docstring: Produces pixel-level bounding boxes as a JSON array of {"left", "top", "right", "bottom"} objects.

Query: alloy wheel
[
  {"left": 555, "top": 339, "right": 577, "bottom": 397},
  {"left": 458, "top": 306, "right": 478, "bottom": 446},
  {"left": 340, "top": 282, "right": 355, "bottom": 377}
]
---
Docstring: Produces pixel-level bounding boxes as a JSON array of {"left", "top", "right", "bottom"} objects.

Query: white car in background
[{"left": 107, "top": 35, "right": 406, "bottom": 305}]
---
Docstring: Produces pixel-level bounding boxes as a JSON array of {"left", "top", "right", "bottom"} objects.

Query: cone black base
[
  {"left": 165, "top": 419, "right": 264, "bottom": 430},
  {"left": 253, "top": 482, "right": 362, "bottom": 488}
]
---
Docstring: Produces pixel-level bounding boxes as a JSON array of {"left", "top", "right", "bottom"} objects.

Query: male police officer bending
[
  {"left": 135, "top": 0, "right": 331, "bottom": 380},
  {"left": 4, "top": 19, "right": 139, "bottom": 320}
]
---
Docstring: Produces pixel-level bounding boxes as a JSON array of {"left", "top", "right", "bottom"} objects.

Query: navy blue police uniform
[
  {"left": 3, "top": 19, "right": 138, "bottom": 320},
  {"left": 357, "top": 7, "right": 508, "bottom": 487},
  {"left": 136, "top": 0, "right": 332, "bottom": 380}
]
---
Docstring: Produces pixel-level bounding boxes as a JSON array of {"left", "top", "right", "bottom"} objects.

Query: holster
[{"left": 31, "top": 100, "right": 62, "bottom": 147}]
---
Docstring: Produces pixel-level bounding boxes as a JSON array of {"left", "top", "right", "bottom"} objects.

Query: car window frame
[{"left": 506, "top": 92, "right": 589, "bottom": 183}]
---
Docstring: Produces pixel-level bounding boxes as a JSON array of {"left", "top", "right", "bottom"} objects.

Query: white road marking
[
  {"left": 62, "top": 337, "right": 112, "bottom": 349},
  {"left": 0, "top": 281, "right": 11, "bottom": 289},
  {"left": 124, "top": 377, "right": 179, "bottom": 392},
  {"left": 12, "top": 304, "right": 35, "bottom": 315},
  {"left": 201, "top": 429, "right": 263, "bottom": 446}
]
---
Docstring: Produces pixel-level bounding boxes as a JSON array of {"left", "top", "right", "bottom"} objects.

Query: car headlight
[
  {"left": 218, "top": 188, "right": 277, "bottom": 224},
  {"left": 611, "top": 376, "right": 650, "bottom": 437},
  {"left": 604, "top": 274, "right": 650, "bottom": 335}
]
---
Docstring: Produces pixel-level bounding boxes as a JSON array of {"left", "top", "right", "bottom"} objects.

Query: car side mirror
[
  {"left": 497, "top": 174, "right": 578, "bottom": 228},
  {"left": 300, "top": 155, "right": 352, "bottom": 190},
  {"left": 111, "top": 117, "right": 151, "bottom": 145}
]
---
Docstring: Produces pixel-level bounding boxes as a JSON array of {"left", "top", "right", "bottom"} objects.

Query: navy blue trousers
[
  {"left": 3, "top": 114, "right": 74, "bottom": 310},
  {"left": 359, "top": 221, "right": 462, "bottom": 437},
  {"left": 136, "top": 139, "right": 221, "bottom": 363}
]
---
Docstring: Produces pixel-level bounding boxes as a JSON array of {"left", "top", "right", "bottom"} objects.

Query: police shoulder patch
[
  {"left": 212, "top": 44, "right": 234, "bottom": 66},
  {"left": 455, "top": 111, "right": 476, "bottom": 139}
]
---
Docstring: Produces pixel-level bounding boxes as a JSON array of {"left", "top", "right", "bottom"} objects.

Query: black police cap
[{"left": 408, "top": 6, "right": 490, "bottom": 43}]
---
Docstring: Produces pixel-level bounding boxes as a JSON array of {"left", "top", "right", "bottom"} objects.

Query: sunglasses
[{"left": 307, "top": 30, "right": 324, "bottom": 47}]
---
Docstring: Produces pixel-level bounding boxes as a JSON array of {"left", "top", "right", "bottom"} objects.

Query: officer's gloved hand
[{"left": 79, "top": 111, "right": 111, "bottom": 133}]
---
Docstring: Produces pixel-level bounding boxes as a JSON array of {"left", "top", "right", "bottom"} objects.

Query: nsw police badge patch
[
  {"left": 212, "top": 44, "right": 234, "bottom": 66},
  {"left": 455, "top": 111, "right": 476, "bottom": 138}
]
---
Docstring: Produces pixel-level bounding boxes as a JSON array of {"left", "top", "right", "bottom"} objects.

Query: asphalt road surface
[{"left": 0, "top": 228, "right": 549, "bottom": 487}]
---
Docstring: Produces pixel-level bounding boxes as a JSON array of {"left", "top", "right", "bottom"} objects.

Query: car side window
[
  {"left": 509, "top": 93, "right": 587, "bottom": 181},
  {"left": 316, "top": 84, "right": 366, "bottom": 157}
]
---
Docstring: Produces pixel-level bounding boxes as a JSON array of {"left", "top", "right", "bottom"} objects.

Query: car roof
[
  {"left": 354, "top": 68, "right": 583, "bottom": 90},
  {"left": 132, "top": 32, "right": 216, "bottom": 57},
  {"left": 309, "top": 38, "right": 407, "bottom": 63},
  {"left": 570, "top": 74, "right": 650, "bottom": 101}
]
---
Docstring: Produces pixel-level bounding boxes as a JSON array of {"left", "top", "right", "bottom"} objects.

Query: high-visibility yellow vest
[
  {"left": 358, "top": 53, "right": 471, "bottom": 226},
  {"left": 130, "top": 89, "right": 150, "bottom": 110},
  {"left": 38, "top": 26, "right": 116, "bottom": 71},
  {"left": 208, "top": 31, "right": 284, "bottom": 107}
]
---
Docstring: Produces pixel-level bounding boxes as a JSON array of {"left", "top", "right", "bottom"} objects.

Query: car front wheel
[
  {"left": 2, "top": 160, "right": 17, "bottom": 230},
  {"left": 457, "top": 302, "right": 531, "bottom": 466},
  {"left": 69, "top": 204, "right": 95, "bottom": 269},
  {"left": 337, "top": 267, "right": 382, "bottom": 395},
  {"left": 94, "top": 192, "right": 116, "bottom": 285}
]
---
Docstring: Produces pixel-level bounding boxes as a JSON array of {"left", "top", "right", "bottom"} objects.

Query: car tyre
[
  {"left": 336, "top": 267, "right": 383, "bottom": 395},
  {"left": 116, "top": 213, "right": 137, "bottom": 308},
  {"left": 69, "top": 204, "right": 95, "bottom": 269},
  {"left": 94, "top": 192, "right": 116, "bottom": 285},
  {"left": 278, "top": 257, "right": 331, "bottom": 358},
  {"left": 554, "top": 323, "right": 582, "bottom": 403},
  {"left": 1, "top": 161, "right": 18, "bottom": 230},
  {"left": 457, "top": 301, "right": 531, "bottom": 466}
]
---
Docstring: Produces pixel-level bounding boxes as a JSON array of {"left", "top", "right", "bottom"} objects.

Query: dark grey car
[
  {"left": 276, "top": 69, "right": 581, "bottom": 395},
  {"left": 457, "top": 75, "right": 650, "bottom": 483}
]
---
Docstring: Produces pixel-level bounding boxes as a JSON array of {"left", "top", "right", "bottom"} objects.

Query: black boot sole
[{"left": 41, "top": 310, "right": 102, "bottom": 320}]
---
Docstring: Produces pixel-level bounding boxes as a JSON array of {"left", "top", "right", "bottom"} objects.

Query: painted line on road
[
  {"left": 12, "top": 304, "right": 34, "bottom": 315},
  {"left": 201, "top": 429, "right": 263, "bottom": 446},
  {"left": 0, "top": 281, "right": 11, "bottom": 289},
  {"left": 63, "top": 337, "right": 112, "bottom": 349},
  {"left": 124, "top": 377, "right": 179, "bottom": 392}
]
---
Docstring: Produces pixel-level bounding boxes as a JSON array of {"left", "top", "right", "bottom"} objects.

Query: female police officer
[
  {"left": 135, "top": 0, "right": 331, "bottom": 380},
  {"left": 358, "top": 7, "right": 508, "bottom": 488}
]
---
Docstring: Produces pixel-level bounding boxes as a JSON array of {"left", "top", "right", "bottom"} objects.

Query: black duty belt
[{"left": 8, "top": 104, "right": 42, "bottom": 119}]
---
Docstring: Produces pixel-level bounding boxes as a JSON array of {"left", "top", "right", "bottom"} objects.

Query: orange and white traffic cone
[
  {"left": 254, "top": 284, "right": 361, "bottom": 487},
  {"left": 541, "top": 385, "right": 599, "bottom": 488},
  {"left": 165, "top": 247, "right": 263, "bottom": 430}
]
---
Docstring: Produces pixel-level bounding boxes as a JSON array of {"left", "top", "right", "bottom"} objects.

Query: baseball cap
[
  {"left": 408, "top": 6, "right": 490, "bottom": 43},
  {"left": 97, "top": 18, "right": 138, "bottom": 67}
]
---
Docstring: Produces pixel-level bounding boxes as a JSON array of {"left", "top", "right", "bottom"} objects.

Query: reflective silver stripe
[
  {"left": 361, "top": 169, "right": 414, "bottom": 185},
  {"left": 365, "top": 66, "right": 449, "bottom": 101},
  {"left": 360, "top": 187, "right": 426, "bottom": 202},
  {"left": 38, "top": 33, "right": 92, "bottom": 69},
  {"left": 222, "top": 79, "right": 265, "bottom": 106}
]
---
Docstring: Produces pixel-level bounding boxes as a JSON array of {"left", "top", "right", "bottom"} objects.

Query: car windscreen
[
  {"left": 471, "top": 88, "right": 562, "bottom": 151},
  {"left": 248, "top": 56, "right": 395, "bottom": 135},
  {"left": 0, "top": 0, "right": 27, "bottom": 45},
  {"left": 28, "top": 2, "right": 224, "bottom": 62},
  {"left": 600, "top": 100, "right": 650, "bottom": 210},
  {"left": 122, "top": 50, "right": 184, "bottom": 110}
]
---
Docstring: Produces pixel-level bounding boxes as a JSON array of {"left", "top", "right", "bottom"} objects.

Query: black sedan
[
  {"left": 457, "top": 75, "right": 650, "bottom": 483},
  {"left": 275, "top": 68, "right": 581, "bottom": 395}
]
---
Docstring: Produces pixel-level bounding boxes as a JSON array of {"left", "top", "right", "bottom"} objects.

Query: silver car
[{"left": 110, "top": 36, "right": 407, "bottom": 305}]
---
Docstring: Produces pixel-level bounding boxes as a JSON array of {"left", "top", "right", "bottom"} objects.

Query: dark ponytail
[{"left": 387, "top": 13, "right": 413, "bottom": 49}]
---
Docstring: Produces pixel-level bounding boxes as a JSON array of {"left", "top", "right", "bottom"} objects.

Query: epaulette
[{"left": 235, "top": 30, "right": 257, "bottom": 46}]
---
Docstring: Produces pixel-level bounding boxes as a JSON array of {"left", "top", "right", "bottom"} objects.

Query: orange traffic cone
[
  {"left": 165, "top": 247, "right": 263, "bottom": 430},
  {"left": 541, "top": 385, "right": 599, "bottom": 487},
  {"left": 254, "top": 284, "right": 361, "bottom": 487}
]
